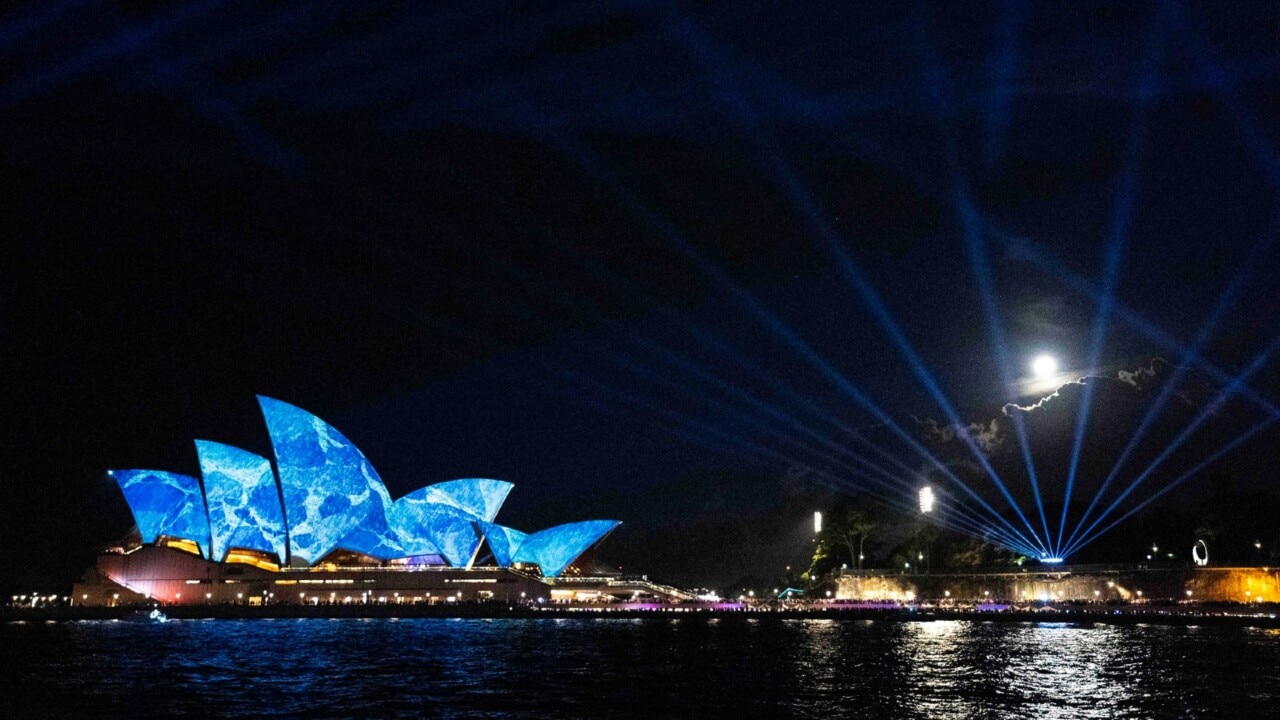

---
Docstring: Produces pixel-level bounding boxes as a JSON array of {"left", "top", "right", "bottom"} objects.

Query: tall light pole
[
  {"left": 919, "top": 487, "right": 935, "bottom": 574},
  {"left": 918, "top": 487, "right": 935, "bottom": 514}
]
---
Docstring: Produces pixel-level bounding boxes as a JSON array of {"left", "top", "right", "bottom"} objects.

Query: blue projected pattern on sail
[
  {"left": 477, "top": 522, "right": 527, "bottom": 567},
  {"left": 418, "top": 478, "right": 512, "bottom": 522},
  {"left": 112, "top": 469, "right": 212, "bottom": 559},
  {"left": 390, "top": 489, "right": 485, "bottom": 566},
  {"left": 109, "top": 397, "right": 623, "bottom": 572},
  {"left": 333, "top": 514, "right": 406, "bottom": 560},
  {"left": 257, "top": 395, "right": 395, "bottom": 565},
  {"left": 195, "top": 440, "right": 288, "bottom": 562},
  {"left": 512, "top": 520, "right": 620, "bottom": 577}
]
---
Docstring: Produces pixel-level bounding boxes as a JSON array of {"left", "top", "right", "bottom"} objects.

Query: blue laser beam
[
  {"left": 566, "top": 307, "right": 1020, "bottom": 542},
  {"left": 0, "top": 0, "right": 228, "bottom": 109},
  {"left": 375, "top": 301, "right": 1031, "bottom": 549},
  {"left": 550, "top": 356, "right": 1035, "bottom": 554},
  {"left": 412, "top": 269, "right": 1024, "bottom": 548},
  {"left": 1055, "top": 2, "right": 1171, "bottom": 556},
  {"left": 1064, "top": 415, "right": 1278, "bottom": 557},
  {"left": 1002, "top": 236, "right": 1280, "bottom": 420},
  {"left": 913, "top": 6, "right": 1054, "bottom": 554},
  {"left": 0, "top": 0, "right": 106, "bottom": 53},
  {"left": 114, "top": 4, "right": 324, "bottom": 96},
  {"left": 955, "top": 199, "right": 1054, "bottom": 553},
  {"left": 451, "top": 190, "right": 964, "bottom": 513},
  {"left": 667, "top": 6, "right": 1050, "bottom": 556},
  {"left": 1058, "top": 110, "right": 1145, "bottom": 553},
  {"left": 908, "top": 4, "right": 1055, "bottom": 554},
  {"left": 360, "top": 177, "right": 983, "bottom": 539},
  {"left": 514, "top": 198, "right": 880, "bottom": 454},
  {"left": 548, "top": 126, "right": 1048, "bottom": 556},
  {"left": 982, "top": 0, "right": 1023, "bottom": 170},
  {"left": 448, "top": 178, "right": 1025, "bottom": 548},
  {"left": 1062, "top": 211, "right": 1280, "bottom": 553},
  {"left": 1062, "top": 332, "right": 1280, "bottom": 558},
  {"left": 802, "top": 470, "right": 1041, "bottom": 557},
  {"left": 1176, "top": 2, "right": 1280, "bottom": 191}
]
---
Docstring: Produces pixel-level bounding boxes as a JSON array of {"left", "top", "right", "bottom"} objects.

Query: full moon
[{"left": 1031, "top": 354, "right": 1058, "bottom": 377}]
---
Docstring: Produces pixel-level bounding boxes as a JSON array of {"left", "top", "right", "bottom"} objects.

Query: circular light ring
[{"left": 1192, "top": 539, "right": 1209, "bottom": 566}]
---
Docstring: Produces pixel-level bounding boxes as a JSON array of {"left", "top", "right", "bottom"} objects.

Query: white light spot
[
  {"left": 918, "top": 486, "right": 935, "bottom": 513},
  {"left": 1031, "top": 354, "right": 1058, "bottom": 377}
]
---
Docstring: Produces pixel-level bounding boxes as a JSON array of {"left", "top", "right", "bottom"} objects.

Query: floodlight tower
[
  {"left": 918, "top": 487, "right": 935, "bottom": 574},
  {"left": 918, "top": 486, "right": 935, "bottom": 514}
]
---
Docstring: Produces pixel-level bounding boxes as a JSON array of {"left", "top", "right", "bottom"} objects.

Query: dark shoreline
[{"left": 6, "top": 604, "right": 1278, "bottom": 628}]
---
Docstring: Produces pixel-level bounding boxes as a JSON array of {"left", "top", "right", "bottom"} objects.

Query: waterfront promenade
[{"left": 5, "top": 600, "right": 1278, "bottom": 629}]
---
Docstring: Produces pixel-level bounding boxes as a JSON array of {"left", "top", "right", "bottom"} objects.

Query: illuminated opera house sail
[{"left": 80, "top": 396, "right": 630, "bottom": 606}]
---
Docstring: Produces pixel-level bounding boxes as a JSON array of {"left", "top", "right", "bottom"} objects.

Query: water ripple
[{"left": 1, "top": 618, "right": 1277, "bottom": 718}]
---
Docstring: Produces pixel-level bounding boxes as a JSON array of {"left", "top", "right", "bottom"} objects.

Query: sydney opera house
[{"left": 75, "top": 396, "right": 677, "bottom": 606}]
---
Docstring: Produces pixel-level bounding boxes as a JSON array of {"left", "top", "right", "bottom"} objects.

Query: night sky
[{"left": 5, "top": 1, "right": 1280, "bottom": 593}]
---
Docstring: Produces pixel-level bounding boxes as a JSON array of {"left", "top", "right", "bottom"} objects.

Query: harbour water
[{"left": 3, "top": 616, "right": 1277, "bottom": 718}]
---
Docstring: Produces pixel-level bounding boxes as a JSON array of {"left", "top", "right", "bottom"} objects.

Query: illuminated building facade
[{"left": 76, "top": 396, "right": 627, "bottom": 606}]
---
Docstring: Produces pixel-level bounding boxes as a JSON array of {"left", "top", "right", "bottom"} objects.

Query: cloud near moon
[{"left": 911, "top": 358, "right": 1273, "bottom": 537}]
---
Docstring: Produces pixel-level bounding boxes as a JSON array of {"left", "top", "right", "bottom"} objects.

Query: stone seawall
[{"left": 836, "top": 566, "right": 1280, "bottom": 603}]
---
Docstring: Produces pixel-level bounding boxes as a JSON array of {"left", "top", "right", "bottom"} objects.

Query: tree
[
  {"left": 913, "top": 520, "right": 939, "bottom": 573},
  {"left": 820, "top": 504, "right": 880, "bottom": 570},
  {"left": 847, "top": 510, "right": 878, "bottom": 569},
  {"left": 947, "top": 538, "right": 987, "bottom": 568}
]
